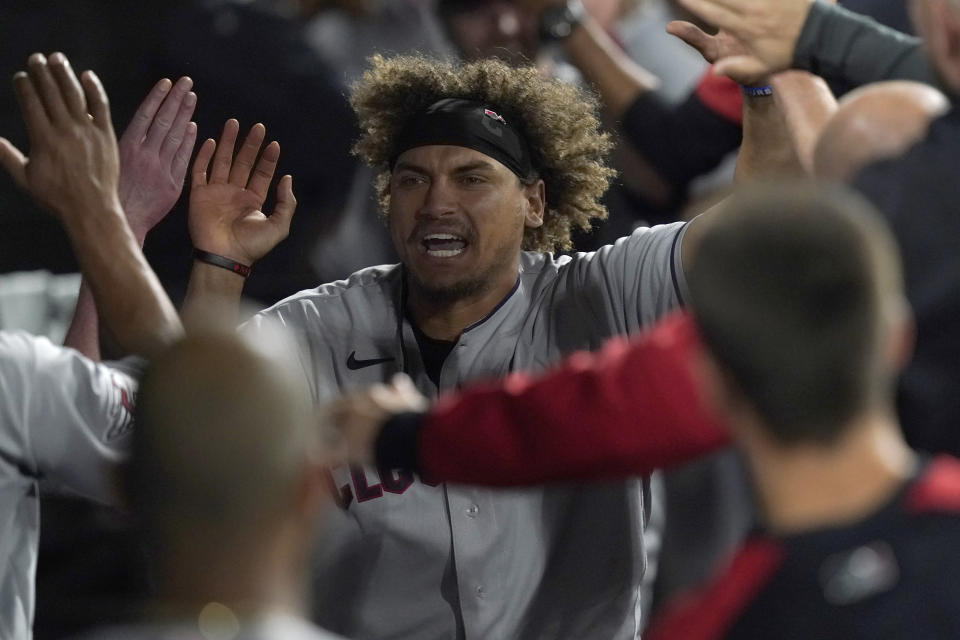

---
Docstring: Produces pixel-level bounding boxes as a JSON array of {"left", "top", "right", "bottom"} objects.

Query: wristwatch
[{"left": 538, "top": 0, "right": 587, "bottom": 42}]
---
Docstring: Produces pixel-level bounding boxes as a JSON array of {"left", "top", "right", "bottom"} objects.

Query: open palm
[
  {"left": 189, "top": 119, "right": 296, "bottom": 266},
  {"left": 666, "top": 21, "right": 767, "bottom": 85}
]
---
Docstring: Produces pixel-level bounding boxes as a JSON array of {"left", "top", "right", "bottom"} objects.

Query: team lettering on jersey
[
  {"left": 105, "top": 374, "right": 136, "bottom": 442},
  {"left": 324, "top": 465, "right": 439, "bottom": 509}
]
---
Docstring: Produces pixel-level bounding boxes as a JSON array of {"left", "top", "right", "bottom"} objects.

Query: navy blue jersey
[
  {"left": 854, "top": 110, "right": 960, "bottom": 456},
  {"left": 647, "top": 456, "right": 960, "bottom": 639}
]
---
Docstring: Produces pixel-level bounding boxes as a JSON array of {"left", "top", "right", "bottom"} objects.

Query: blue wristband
[{"left": 741, "top": 85, "right": 773, "bottom": 97}]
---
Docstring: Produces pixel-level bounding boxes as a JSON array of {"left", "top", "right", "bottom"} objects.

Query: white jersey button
[
  {"left": 466, "top": 504, "right": 480, "bottom": 517},
  {"left": 475, "top": 585, "right": 485, "bottom": 599}
]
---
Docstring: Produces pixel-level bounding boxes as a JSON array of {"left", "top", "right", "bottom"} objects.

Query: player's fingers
[
  {"left": 26, "top": 53, "right": 70, "bottom": 124},
  {"left": 267, "top": 174, "right": 296, "bottom": 236},
  {"left": 675, "top": 0, "right": 744, "bottom": 32},
  {"left": 171, "top": 122, "right": 198, "bottom": 186},
  {"left": 159, "top": 90, "right": 197, "bottom": 163},
  {"left": 79, "top": 70, "right": 112, "bottom": 130},
  {"left": 145, "top": 76, "right": 193, "bottom": 151},
  {"left": 228, "top": 123, "right": 266, "bottom": 187},
  {"left": 209, "top": 119, "right": 239, "bottom": 184},
  {"left": 191, "top": 137, "right": 216, "bottom": 188},
  {"left": 0, "top": 137, "right": 28, "bottom": 190},
  {"left": 666, "top": 21, "right": 718, "bottom": 62},
  {"left": 120, "top": 78, "right": 172, "bottom": 147},
  {"left": 390, "top": 373, "right": 429, "bottom": 410},
  {"left": 245, "top": 139, "right": 279, "bottom": 199},
  {"left": 12, "top": 71, "right": 50, "bottom": 142},
  {"left": 47, "top": 53, "right": 87, "bottom": 119}
]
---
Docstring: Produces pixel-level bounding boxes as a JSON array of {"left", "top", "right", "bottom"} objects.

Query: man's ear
[
  {"left": 522, "top": 178, "right": 545, "bottom": 229},
  {"left": 884, "top": 301, "right": 916, "bottom": 375},
  {"left": 691, "top": 346, "right": 756, "bottom": 441},
  {"left": 927, "top": 0, "right": 960, "bottom": 92}
]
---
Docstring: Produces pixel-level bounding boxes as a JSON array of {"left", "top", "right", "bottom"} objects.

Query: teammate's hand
[
  {"left": 668, "top": 0, "right": 816, "bottom": 85},
  {"left": 0, "top": 52, "right": 121, "bottom": 221},
  {"left": 118, "top": 76, "right": 197, "bottom": 242},
  {"left": 327, "top": 374, "right": 429, "bottom": 467},
  {"left": 188, "top": 119, "right": 296, "bottom": 266},
  {"left": 666, "top": 23, "right": 767, "bottom": 85}
]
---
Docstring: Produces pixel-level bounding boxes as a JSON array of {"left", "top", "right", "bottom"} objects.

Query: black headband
[{"left": 389, "top": 98, "right": 534, "bottom": 179}]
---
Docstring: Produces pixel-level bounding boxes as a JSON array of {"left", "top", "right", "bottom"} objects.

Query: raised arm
[
  {"left": 520, "top": 0, "right": 742, "bottom": 205},
  {"left": 0, "top": 53, "right": 182, "bottom": 358},
  {"left": 522, "top": 0, "right": 661, "bottom": 118},
  {"left": 673, "top": 0, "right": 935, "bottom": 88},
  {"left": 181, "top": 119, "right": 296, "bottom": 325},
  {"left": 64, "top": 76, "right": 197, "bottom": 360}
]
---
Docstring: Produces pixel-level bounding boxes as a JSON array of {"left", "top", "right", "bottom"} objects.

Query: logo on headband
[{"left": 484, "top": 108, "right": 506, "bottom": 125}]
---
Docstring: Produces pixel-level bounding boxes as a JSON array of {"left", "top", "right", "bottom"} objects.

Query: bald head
[
  {"left": 129, "top": 325, "right": 316, "bottom": 535},
  {"left": 814, "top": 81, "right": 949, "bottom": 182}
]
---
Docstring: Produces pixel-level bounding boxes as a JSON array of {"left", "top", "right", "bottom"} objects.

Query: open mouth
[{"left": 421, "top": 233, "right": 469, "bottom": 258}]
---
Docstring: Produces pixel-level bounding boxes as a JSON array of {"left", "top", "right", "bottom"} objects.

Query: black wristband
[
  {"left": 193, "top": 249, "right": 252, "bottom": 278},
  {"left": 375, "top": 411, "right": 427, "bottom": 472}
]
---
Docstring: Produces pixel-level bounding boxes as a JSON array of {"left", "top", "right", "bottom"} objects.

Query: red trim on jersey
[
  {"left": 695, "top": 68, "right": 743, "bottom": 125},
  {"left": 906, "top": 455, "right": 960, "bottom": 514},
  {"left": 645, "top": 537, "right": 784, "bottom": 640},
  {"left": 418, "top": 312, "right": 730, "bottom": 486}
]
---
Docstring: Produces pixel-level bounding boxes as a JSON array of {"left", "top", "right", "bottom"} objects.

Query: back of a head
[
  {"left": 129, "top": 323, "right": 315, "bottom": 539},
  {"left": 688, "top": 182, "right": 905, "bottom": 445},
  {"left": 813, "top": 81, "right": 949, "bottom": 182}
]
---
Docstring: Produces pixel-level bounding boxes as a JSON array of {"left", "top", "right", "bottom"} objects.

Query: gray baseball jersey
[
  {"left": 246, "top": 221, "right": 687, "bottom": 640},
  {"left": 0, "top": 331, "right": 137, "bottom": 640},
  {"left": 77, "top": 612, "right": 348, "bottom": 640}
]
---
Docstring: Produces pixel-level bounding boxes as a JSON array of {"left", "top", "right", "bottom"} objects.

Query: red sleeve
[
  {"left": 418, "top": 312, "right": 730, "bottom": 486},
  {"left": 695, "top": 68, "right": 743, "bottom": 126},
  {"left": 906, "top": 455, "right": 960, "bottom": 514},
  {"left": 645, "top": 537, "right": 783, "bottom": 640}
]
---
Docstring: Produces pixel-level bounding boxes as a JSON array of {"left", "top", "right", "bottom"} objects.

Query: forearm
[
  {"left": 181, "top": 260, "right": 246, "bottom": 327},
  {"left": 63, "top": 280, "right": 100, "bottom": 360},
  {"left": 377, "top": 313, "right": 729, "bottom": 486},
  {"left": 63, "top": 227, "right": 149, "bottom": 361},
  {"left": 770, "top": 71, "right": 837, "bottom": 174},
  {"left": 558, "top": 15, "right": 680, "bottom": 203},
  {"left": 563, "top": 16, "right": 661, "bottom": 117},
  {"left": 62, "top": 200, "right": 182, "bottom": 359},
  {"left": 794, "top": 2, "right": 938, "bottom": 88},
  {"left": 735, "top": 87, "right": 803, "bottom": 181}
]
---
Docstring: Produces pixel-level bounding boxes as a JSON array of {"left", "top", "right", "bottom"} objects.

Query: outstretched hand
[
  {"left": 326, "top": 374, "right": 429, "bottom": 467},
  {"left": 118, "top": 76, "right": 197, "bottom": 241},
  {"left": 188, "top": 119, "right": 296, "bottom": 266},
  {"left": 668, "top": 0, "right": 816, "bottom": 85},
  {"left": 666, "top": 22, "right": 765, "bottom": 85},
  {"left": 0, "top": 52, "right": 120, "bottom": 221}
]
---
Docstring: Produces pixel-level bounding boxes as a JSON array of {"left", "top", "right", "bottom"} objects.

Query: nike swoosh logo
[{"left": 347, "top": 351, "right": 396, "bottom": 370}]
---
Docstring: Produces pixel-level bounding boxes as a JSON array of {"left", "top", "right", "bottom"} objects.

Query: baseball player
[
  {"left": 79, "top": 324, "right": 347, "bottom": 640},
  {"left": 182, "top": 53, "right": 782, "bottom": 638},
  {"left": 0, "top": 52, "right": 191, "bottom": 638},
  {"left": 182, "top": 52, "right": 720, "bottom": 638},
  {"left": 335, "top": 181, "right": 960, "bottom": 639}
]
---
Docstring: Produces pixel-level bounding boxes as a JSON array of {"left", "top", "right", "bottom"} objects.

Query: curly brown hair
[{"left": 350, "top": 55, "right": 615, "bottom": 252}]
